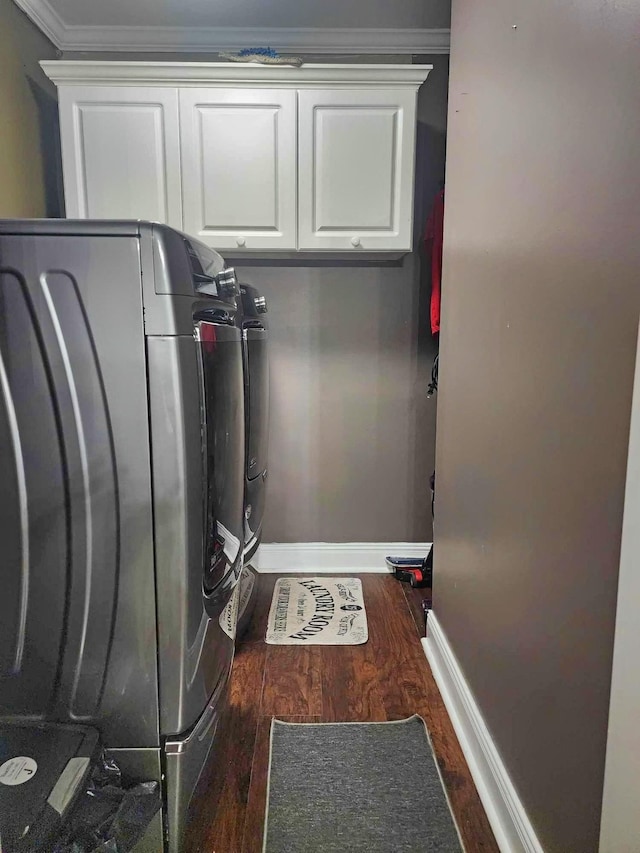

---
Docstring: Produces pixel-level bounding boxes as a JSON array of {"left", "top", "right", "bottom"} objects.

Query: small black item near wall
[
  {"left": 386, "top": 553, "right": 433, "bottom": 588},
  {"left": 427, "top": 353, "right": 439, "bottom": 398}
]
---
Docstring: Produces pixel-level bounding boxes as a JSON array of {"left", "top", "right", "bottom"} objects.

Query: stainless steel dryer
[
  {"left": 235, "top": 283, "right": 269, "bottom": 638},
  {"left": 239, "top": 282, "right": 269, "bottom": 562},
  {"left": 0, "top": 220, "right": 244, "bottom": 852}
]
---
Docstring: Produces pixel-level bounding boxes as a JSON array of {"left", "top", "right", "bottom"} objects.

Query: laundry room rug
[
  {"left": 262, "top": 716, "right": 463, "bottom": 853},
  {"left": 265, "top": 577, "right": 368, "bottom": 645}
]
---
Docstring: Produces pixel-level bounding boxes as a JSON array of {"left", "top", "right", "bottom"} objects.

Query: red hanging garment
[{"left": 423, "top": 189, "right": 445, "bottom": 335}]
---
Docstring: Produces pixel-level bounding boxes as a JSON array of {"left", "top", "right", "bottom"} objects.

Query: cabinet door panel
[
  {"left": 298, "top": 89, "right": 417, "bottom": 252},
  {"left": 58, "top": 86, "right": 182, "bottom": 227},
  {"left": 180, "top": 89, "right": 296, "bottom": 251}
]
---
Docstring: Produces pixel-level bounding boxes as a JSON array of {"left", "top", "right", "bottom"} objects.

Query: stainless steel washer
[{"left": 0, "top": 220, "right": 244, "bottom": 851}]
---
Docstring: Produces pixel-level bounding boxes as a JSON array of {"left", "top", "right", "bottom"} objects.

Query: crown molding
[
  {"left": 13, "top": 0, "right": 65, "bottom": 47},
  {"left": 40, "top": 60, "right": 433, "bottom": 88},
  {"left": 57, "top": 25, "right": 451, "bottom": 54},
  {"left": 15, "top": 0, "right": 451, "bottom": 55}
]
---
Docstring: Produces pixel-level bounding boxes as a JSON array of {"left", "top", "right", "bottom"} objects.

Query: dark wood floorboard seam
[{"left": 243, "top": 634, "right": 271, "bottom": 843}]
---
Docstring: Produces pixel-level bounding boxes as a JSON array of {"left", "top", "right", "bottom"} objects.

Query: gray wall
[
  {"left": 235, "top": 55, "right": 448, "bottom": 543},
  {"left": 53, "top": 0, "right": 450, "bottom": 29},
  {"left": 0, "top": 0, "right": 59, "bottom": 217},
  {"left": 435, "top": 1, "right": 640, "bottom": 851}
]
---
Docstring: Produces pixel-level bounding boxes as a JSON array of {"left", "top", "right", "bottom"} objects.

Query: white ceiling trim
[
  {"left": 15, "top": 0, "right": 451, "bottom": 54},
  {"left": 61, "top": 26, "right": 451, "bottom": 54},
  {"left": 14, "top": 0, "right": 66, "bottom": 46},
  {"left": 56, "top": 26, "right": 451, "bottom": 54}
]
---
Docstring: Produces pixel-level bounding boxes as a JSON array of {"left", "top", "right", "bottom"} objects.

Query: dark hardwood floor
[{"left": 186, "top": 574, "right": 499, "bottom": 853}]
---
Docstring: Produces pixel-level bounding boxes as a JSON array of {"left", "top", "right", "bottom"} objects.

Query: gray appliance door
[
  {"left": 243, "top": 325, "right": 268, "bottom": 553},
  {"left": 148, "top": 322, "right": 244, "bottom": 738},
  {"left": 243, "top": 325, "right": 269, "bottom": 481},
  {"left": 0, "top": 231, "right": 159, "bottom": 748}
]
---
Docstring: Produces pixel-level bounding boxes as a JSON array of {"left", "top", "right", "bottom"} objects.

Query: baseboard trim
[
  {"left": 422, "top": 616, "right": 544, "bottom": 853},
  {"left": 253, "top": 542, "right": 431, "bottom": 573}
]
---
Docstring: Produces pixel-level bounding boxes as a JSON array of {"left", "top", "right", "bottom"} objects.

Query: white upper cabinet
[
  {"left": 180, "top": 88, "right": 296, "bottom": 251},
  {"left": 298, "top": 89, "right": 417, "bottom": 252},
  {"left": 57, "top": 85, "right": 182, "bottom": 227},
  {"left": 44, "top": 64, "right": 431, "bottom": 253}
]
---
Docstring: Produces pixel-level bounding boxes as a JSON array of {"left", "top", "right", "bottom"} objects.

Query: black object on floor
[
  {"left": 0, "top": 721, "right": 101, "bottom": 852},
  {"left": 263, "top": 715, "right": 462, "bottom": 853},
  {"left": 52, "top": 753, "right": 161, "bottom": 853},
  {"left": 387, "top": 551, "right": 433, "bottom": 588},
  {"left": 0, "top": 720, "right": 161, "bottom": 853}
]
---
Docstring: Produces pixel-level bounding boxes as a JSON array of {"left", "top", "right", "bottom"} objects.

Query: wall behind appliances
[
  {"left": 0, "top": 0, "right": 61, "bottom": 217},
  {"left": 236, "top": 55, "right": 449, "bottom": 543},
  {"left": 434, "top": 1, "right": 640, "bottom": 851}
]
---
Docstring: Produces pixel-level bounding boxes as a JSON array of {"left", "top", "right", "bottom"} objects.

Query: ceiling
[
  {"left": 14, "top": 0, "right": 451, "bottom": 53},
  {"left": 49, "top": 0, "right": 450, "bottom": 30}
]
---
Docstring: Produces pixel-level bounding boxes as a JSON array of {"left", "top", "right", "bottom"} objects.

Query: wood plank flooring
[{"left": 185, "top": 574, "right": 498, "bottom": 853}]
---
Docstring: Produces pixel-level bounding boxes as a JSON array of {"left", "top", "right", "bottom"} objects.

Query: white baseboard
[
  {"left": 422, "top": 615, "right": 544, "bottom": 853},
  {"left": 253, "top": 542, "right": 431, "bottom": 573}
]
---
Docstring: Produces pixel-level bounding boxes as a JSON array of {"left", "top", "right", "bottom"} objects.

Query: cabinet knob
[
  {"left": 351, "top": 236, "right": 361, "bottom": 247},
  {"left": 236, "top": 236, "right": 246, "bottom": 247}
]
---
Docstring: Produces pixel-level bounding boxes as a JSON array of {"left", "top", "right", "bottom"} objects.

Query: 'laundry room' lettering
[{"left": 288, "top": 581, "right": 336, "bottom": 640}]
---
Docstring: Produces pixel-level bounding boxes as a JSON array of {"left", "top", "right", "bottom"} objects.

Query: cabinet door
[
  {"left": 298, "top": 89, "right": 417, "bottom": 252},
  {"left": 58, "top": 86, "right": 182, "bottom": 227},
  {"left": 180, "top": 89, "right": 297, "bottom": 251}
]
